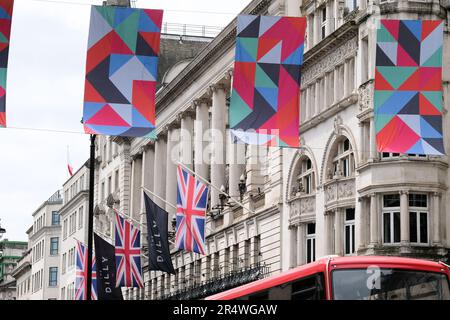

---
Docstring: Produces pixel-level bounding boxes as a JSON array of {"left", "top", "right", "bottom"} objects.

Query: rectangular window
[
  {"left": 383, "top": 194, "right": 400, "bottom": 207},
  {"left": 51, "top": 211, "right": 60, "bottom": 226},
  {"left": 50, "top": 237, "right": 58, "bottom": 255},
  {"left": 49, "top": 267, "right": 58, "bottom": 287},
  {"left": 321, "top": 7, "right": 326, "bottom": 39},
  {"left": 409, "top": 193, "right": 427, "bottom": 208},
  {"left": 383, "top": 211, "right": 401, "bottom": 244},
  {"left": 344, "top": 208, "right": 355, "bottom": 255},
  {"left": 62, "top": 253, "right": 66, "bottom": 274},
  {"left": 306, "top": 223, "right": 316, "bottom": 263},
  {"left": 63, "top": 219, "right": 68, "bottom": 239},
  {"left": 410, "top": 211, "right": 429, "bottom": 244},
  {"left": 78, "top": 206, "right": 84, "bottom": 230}
]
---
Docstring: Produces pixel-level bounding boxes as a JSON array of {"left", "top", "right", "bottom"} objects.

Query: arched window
[
  {"left": 331, "top": 137, "right": 355, "bottom": 178},
  {"left": 291, "top": 156, "right": 315, "bottom": 196}
]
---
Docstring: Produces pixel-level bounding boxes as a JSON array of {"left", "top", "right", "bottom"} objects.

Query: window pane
[
  {"left": 313, "top": 239, "right": 316, "bottom": 261},
  {"left": 394, "top": 212, "right": 400, "bottom": 243},
  {"left": 410, "top": 212, "right": 417, "bottom": 243},
  {"left": 346, "top": 208, "right": 355, "bottom": 221},
  {"left": 345, "top": 225, "right": 350, "bottom": 254},
  {"left": 383, "top": 213, "right": 391, "bottom": 243},
  {"left": 409, "top": 194, "right": 427, "bottom": 208},
  {"left": 307, "top": 239, "right": 312, "bottom": 263},
  {"left": 420, "top": 212, "right": 428, "bottom": 244},
  {"left": 384, "top": 195, "right": 400, "bottom": 207},
  {"left": 307, "top": 223, "right": 316, "bottom": 235},
  {"left": 351, "top": 225, "right": 355, "bottom": 254}
]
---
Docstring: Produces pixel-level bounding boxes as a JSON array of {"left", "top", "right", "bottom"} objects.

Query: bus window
[
  {"left": 291, "top": 273, "right": 325, "bottom": 300},
  {"left": 332, "top": 269, "right": 450, "bottom": 300}
]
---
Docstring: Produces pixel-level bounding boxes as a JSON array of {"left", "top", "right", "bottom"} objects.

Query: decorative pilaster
[
  {"left": 334, "top": 209, "right": 343, "bottom": 255},
  {"left": 297, "top": 224, "right": 305, "bottom": 266}
]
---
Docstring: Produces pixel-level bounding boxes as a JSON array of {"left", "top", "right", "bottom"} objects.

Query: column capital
[
  {"left": 194, "top": 97, "right": 212, "bottom": 107},
  {"left": 433, "top": 191, "right": 442, "bottom": 198},
  {"left": 208, "top": 83, "right": 227, "bottom": 95},
  {"left": 165, "top": 119, "right": 181, "bottom": 131},
  {"left": 181, "top": 108, "right": 196, "bottom": 120},
  {"left": 399, "top": 190, "right": 409, "bottom": 196}
]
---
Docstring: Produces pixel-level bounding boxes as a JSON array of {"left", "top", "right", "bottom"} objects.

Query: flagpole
[
  {"left": 176, "top": 162, "right": 255, "bottom": 214},
  {"left": 140, "top": 186, "right": 177, "bottom": 210},
  {"left": 86, "top": 133, "right": 96, "bottom": 301},
  {"left": 141, "top": 186, "right": 214, "bottom": 234}
]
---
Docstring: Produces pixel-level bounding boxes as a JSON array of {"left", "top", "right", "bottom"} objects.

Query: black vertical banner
[
  {"left": 94, "top": 233, "right": 123, "bottom": 300},
  {"left": 144, "top": 192, "right": 176, "bottom": 274}
]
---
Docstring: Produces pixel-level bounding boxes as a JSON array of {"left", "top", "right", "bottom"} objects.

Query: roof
[{"left": 206, "top": 256, "right": 449, "bottom": 300}]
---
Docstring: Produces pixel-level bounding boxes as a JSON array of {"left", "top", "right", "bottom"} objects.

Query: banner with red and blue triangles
[
  {"left": 375, "top": 19, "right": 445, "bottom": 155},
  {"left": 229, "top": 15, "right": 306, "bottom": 148},
  {"left": 0, "top": 0, "right": 13, "bottom": 128},
  {"left": 82, "top": 5, "right": 163, "bottom": 138}
]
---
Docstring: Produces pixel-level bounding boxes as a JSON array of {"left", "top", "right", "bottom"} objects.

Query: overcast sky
[{"left": 0, "top": 0, "right": 251, "bottom": 241}]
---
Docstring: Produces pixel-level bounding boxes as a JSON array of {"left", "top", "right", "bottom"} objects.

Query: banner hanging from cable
[
  {"left": 374, "top": 19, "right": 445, "bottom": 155},
  {"left": 229, "top": 15, "right": 306, "bottom": 147},
  {"left": 82, "top": 5, "right": 163, "bottom": 137},
  {"left": 0, "top": 0, "right": 13, "bottom": 128}
]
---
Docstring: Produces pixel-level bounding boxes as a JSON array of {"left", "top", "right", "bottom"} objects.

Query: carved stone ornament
[
  {"left": 358, "top": 80, "right": 374, "bottom": 111},
  {"left": 301, "top": 37, "right": 358, "bottom": 87}
]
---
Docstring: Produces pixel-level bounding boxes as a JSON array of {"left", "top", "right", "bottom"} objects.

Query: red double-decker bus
[{"left": 206, "top": 256, "right": 450, "bottom": 300}]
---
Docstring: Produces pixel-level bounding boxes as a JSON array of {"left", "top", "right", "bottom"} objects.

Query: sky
[{"left": 0, "top": 0, "right": 251, "bottom": 241}]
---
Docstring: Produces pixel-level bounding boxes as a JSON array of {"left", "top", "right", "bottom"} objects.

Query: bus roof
[{"left": 205, "top": 256, "right": 449, "bottom": 300}]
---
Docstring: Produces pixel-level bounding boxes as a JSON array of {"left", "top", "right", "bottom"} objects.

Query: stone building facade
[
  {"left": 90, "top": 0, "right": 450, "bottom": 300},
  {"left": 28, "top": 191, "right": 63, "bottom": 300}
]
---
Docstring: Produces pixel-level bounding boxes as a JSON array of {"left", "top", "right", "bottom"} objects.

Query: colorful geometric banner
[
  {"left": 83, "top": 6, "right": 163, "bottom": 137},
  {"left": 375, "top": 20, "right": 444, "bottom": 155},
  {"left": 229, "top": 15, "right": 306, "bottom": 147},
  {"left": 0, "top": 0, "right": 13, "bottom": 128}
]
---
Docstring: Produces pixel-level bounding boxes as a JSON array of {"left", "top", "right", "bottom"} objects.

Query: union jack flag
[
  {"left": 176, "top": 165, "right": 209, "bottom": 255},
  {"left": 114, "top": 212, "right": 144, "bottom": 288},
  {"left": 75, "top": 240, "right": 97, "bottom": 300}
]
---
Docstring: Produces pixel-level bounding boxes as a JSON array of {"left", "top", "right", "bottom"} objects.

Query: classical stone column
[
  {"left": 194, "top": 98, "right": 211, "bottom": 179},
  {"left": 228, "top": 131, "right": 246, "bottom": 201},
  {"left": 334, "top": 209, "right": 343, "bottom": 255},
  {"left": 400, "top": 190, "right": 409, "bottom": 244},
  {"left": 333, "top": 67, "right": 339, "bottom": 104},
  {"left": 297, "top": 224, "right": 305, "bottom": 266},
  {"left": 180, "top": 111, "right": 194, "bottom": 170},
  {"left": 323, "top": 74, "right": 328, "bottom": 110},
  {"left": 304, "top": 86, "right": 310, "bottom": 120},
  {"left": 369, "top": 117, "right": 376, "bottom": 160},
  {"left": 131, "top": 155, "right": 143, "bottom": 224},
  {"left": 314, "top": 80, "right": 320, "bottom": 115},
  {"left": 210, "top": 84, "right": 227, "bottom": 208},
  {"left": 153, "top": 134, "right": 167, "bottom": 209},
  {"left": 289, "top": 226, "right": 297, "bottom": 268},
  {"left": 369, "top": 193, "right": 379, "bottom": 245},
  {"left": 140, "top": 144, "right": 154, "bottom": 249},
  {"left": 343, "top": 59, "right": 349, "bottom": 98},
  {"left": 433, "top": 192, "right": 441, "bottom": 245},
  {"left": 165, "top": 125, "right": 180, "bottom": 217}
]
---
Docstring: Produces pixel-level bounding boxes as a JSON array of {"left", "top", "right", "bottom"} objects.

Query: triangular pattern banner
[
  {"left": 82, "top": 5, "right": 163, "bottom": 138},
  {"left": 229, "top": 15, "right": 306, "bottom": 148},
  {"left": 0, "top": 0, "right": 13, "bottom": 128},
  {"left": 374, "top": 19, "right": 445, "bottom": 155}
]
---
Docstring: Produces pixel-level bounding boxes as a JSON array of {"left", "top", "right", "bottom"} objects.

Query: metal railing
[
  {"left": 158, "top": 262, "right": 270, "bottom": 300},
  {"left": 161, "top": 22, "right": 222, "bottom": 38}
]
